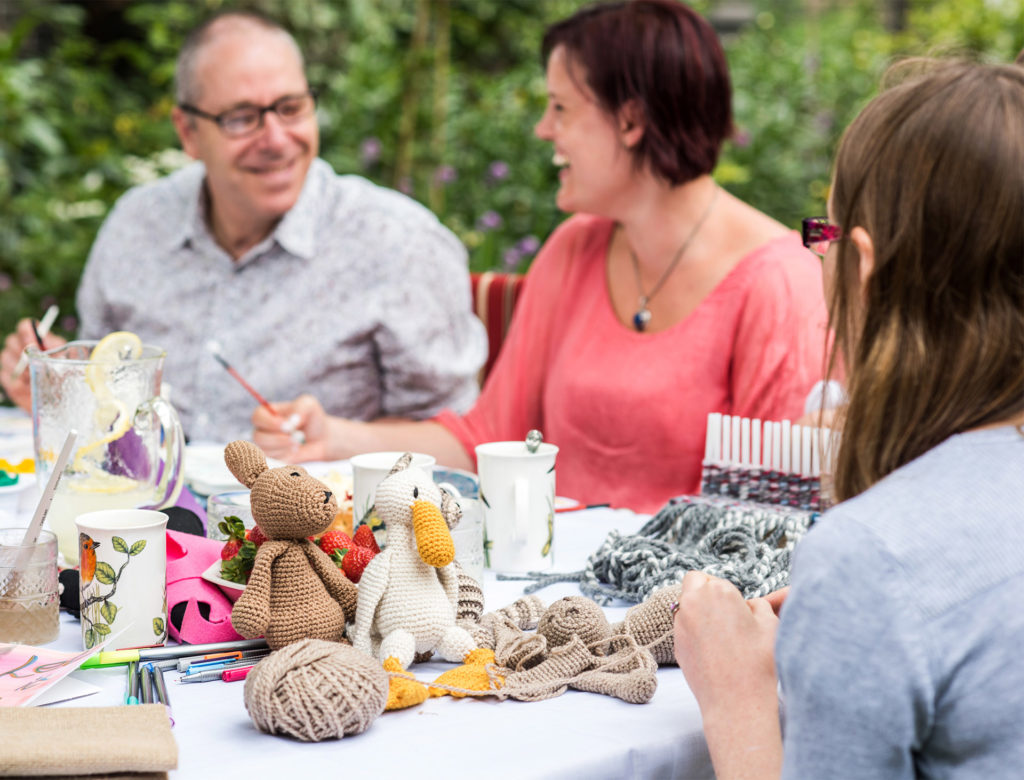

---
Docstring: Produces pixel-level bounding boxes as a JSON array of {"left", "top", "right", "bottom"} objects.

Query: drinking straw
[
  {"left": 19, "top": 429, "right": 77, "bottom": 550},
  {"left": 8, "top": 430, "right": 78, "bottom": 580},
  {"left": 13, "top": 304, "right": 58, "bottom": 378}
]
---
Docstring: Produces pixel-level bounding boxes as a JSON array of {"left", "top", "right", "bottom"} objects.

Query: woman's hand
[
  {"left": 673, "top": 571, "right": 783, "bottom": 780},
  {"left": 251, "top": 393, "right": 333, "bottom": 462}
]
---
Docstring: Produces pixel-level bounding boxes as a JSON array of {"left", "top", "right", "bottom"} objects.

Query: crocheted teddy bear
[
  {"left": 224, "top": 440, "right": 358, "bottom": 650},
  {"left": 350, "top": 453, "right": 500, "bottom": 710}
]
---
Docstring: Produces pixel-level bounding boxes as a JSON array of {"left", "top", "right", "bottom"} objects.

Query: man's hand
[
  {"left": 251, "top": 393, "right": 330, "bottom": 462},
  {"left": 0, "top": 320, "right": 66, "bottom": 411}
]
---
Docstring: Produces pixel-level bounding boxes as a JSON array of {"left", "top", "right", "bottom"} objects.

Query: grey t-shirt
[
  {"left": 776, "top": 426, "right": 1024, "bottom": 779},
  {"left": 76, "top": 158, "right": 487, "bottom": 441}
]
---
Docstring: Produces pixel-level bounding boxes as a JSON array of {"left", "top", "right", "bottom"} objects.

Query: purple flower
[
  {"left": 360, "top": 137, "right": 382, "bottom": 167},
  {"left": 516, "top": 235, "right": 540, "bottom": 256},
  {"left": 502, "top": 247, "right": 523, "bottom": 270},
  {"left": 477, "top": 210, "right": 503, "bottom": 231},
  {"left": 61, "top": 315, "right": 78, "bottom": 333},
  {"left": 398, "top": 176, "right": 413, "bottom": 195},
  {"left": 434, "top": 165, "right": 457, "bottom": 184},
  {"left": 488, "top": 160, "right": 509, "bottom": 181},
  {"left": 0, "top": 273, "right": 10, "bottom": 292},
  {"left": 732, "top": 129, "right": 751, "bottom": 148}
]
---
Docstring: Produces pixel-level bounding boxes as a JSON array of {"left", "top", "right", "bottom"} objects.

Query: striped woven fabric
[{"left": 470, "top": 271, "right": 525, "bottom": 384}]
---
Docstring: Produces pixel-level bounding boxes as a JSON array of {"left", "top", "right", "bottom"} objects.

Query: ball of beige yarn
[{"left": 244, "top": 639, "right": 388, "bottom": 742}]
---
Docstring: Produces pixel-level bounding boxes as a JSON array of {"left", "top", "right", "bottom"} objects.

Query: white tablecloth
[{"left": 47, "top": 507, "right": 712, "bottom": 779}]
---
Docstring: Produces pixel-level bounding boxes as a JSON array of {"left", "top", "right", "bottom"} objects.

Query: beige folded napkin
[{"left": 0, "top": 705, "right": 177, "bottom": 778}]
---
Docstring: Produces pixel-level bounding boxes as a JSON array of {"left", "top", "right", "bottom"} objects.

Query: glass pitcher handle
[{"left": 137, "top": 396, "right": 185, "bottom": 509}]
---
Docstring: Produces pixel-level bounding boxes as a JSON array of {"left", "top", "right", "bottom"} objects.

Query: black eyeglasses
[
  {"left": 178, "top": 89, "right": 318, "bottom": 138},
  {"left": 801, "top": 217, "right": 844, "bottom": 259}
]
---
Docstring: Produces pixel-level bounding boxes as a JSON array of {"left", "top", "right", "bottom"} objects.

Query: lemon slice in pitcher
[
  {"left": 84, "top": 331, "right": 143, "bottom": 393},
  {"left": 75, "top": 331, "right": 143, "bottom": 471}
]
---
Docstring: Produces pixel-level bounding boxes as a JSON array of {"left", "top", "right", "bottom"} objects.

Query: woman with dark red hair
[{"left": 254, "top": 0, "right": 828, "bottom": 514}]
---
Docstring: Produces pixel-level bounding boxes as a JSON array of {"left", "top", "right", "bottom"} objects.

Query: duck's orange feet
[
  {"left": 429, "top": 648, "right": 503, "bottom": 698},
  {"left": 383, "top": 656, "right": 428, "bottom": 711}
]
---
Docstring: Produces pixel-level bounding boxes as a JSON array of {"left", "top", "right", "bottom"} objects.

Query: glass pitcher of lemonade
[{"left": 29, "top": 334, "right": 185, "bottom": 565}]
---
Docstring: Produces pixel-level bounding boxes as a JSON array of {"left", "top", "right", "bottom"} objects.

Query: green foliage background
[{"left": 0, "top": 0, "right": 1020, "bottom": 344}]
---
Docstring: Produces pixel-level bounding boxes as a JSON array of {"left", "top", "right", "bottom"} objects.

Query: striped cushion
[{"left": 470, "top": 271, "right": 525, "bottom": 384}]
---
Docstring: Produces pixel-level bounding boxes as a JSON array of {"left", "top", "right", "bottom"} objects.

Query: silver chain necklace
[{"left": 628, "top": 186, "right": 719, "bottom": 332}]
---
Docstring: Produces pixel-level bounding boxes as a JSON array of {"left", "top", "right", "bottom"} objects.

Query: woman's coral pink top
[{"left": 435, "top": 215, "right": 829, "bottom": 513}]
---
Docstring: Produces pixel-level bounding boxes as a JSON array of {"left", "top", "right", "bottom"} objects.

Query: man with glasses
[{"left": 1, "top": 11, "right": 486, "bottom": 442}]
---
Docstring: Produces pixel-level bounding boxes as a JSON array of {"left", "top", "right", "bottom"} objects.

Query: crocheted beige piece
[
  {"left": 538, "top": 595, "right": 610, "bottom": 651},
  {"left": 225, "top": 441, "right": 358, "bottom": 650},
  {"left": 245, "top": 639, "right": 388, "bottom": 742},
  {"left": 610, "top": 582, "right": 682, "bottom": 665},
  {"left": 461, "top": 596, "right": 658, "bottom": 705},
  {"left": 460, "top": 594, "right": 546, "bottom": 650}
]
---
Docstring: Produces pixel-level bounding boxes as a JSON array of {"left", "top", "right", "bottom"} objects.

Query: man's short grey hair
[{"left": 174, "top": 11, "right": 305, "bottom": 106}]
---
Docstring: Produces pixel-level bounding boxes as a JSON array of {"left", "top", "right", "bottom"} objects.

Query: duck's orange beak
[{"left": 412, "top": 499, "right": 454, "bottom": 567}]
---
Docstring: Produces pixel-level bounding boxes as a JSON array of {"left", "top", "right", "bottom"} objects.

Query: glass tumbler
[
  {"left": 206, "top": 491, "right": 254, "bottom": 540},
  {"left": 0, "top": 529, "right": 60, "bottom": 645}
]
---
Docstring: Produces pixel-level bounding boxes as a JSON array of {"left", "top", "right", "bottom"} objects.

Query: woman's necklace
[{"left": 628, "top": 186, "right": 719, "bottom": 332}]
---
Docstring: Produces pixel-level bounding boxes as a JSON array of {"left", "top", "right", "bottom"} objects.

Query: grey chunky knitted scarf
[{"left": 500, "top": 495, "right": 817, "bottom": 605}]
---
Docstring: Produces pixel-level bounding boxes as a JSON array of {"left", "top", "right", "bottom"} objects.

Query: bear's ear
[
  {"left": 224, "top": 440, "right": 267, "bottom": 489},
  {"left": 386, "top": 452, "right": 413, "bottom": 478}
]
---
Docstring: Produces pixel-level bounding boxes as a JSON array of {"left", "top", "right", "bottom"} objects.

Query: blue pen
[{"left": 184, "top": 651, "right": 271, "bottom": 675}]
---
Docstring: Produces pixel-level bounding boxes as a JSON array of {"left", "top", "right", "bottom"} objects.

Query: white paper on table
[{"left": 30, "top": 675, "right": 101, "bottom": 706}]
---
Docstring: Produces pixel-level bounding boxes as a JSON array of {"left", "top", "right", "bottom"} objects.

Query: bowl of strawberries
[{"left": 203, "top": 515, "right": 383, "bottom": 601}]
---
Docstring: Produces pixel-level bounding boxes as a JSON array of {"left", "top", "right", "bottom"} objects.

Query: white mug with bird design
[{"left": 75, "top": 509, "right": 168, "bottom": 650}]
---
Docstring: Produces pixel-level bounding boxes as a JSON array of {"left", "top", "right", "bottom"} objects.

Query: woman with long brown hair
[{"left": 674, "top": 60, "right": 1024, "bottom": 778}]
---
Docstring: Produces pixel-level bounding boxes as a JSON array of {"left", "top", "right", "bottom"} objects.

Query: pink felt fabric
[
  {"left": 166, "top": 529, "right": 243, "bottom": 644},
  {"left": 435, "top": 214, "right": 829, "bottom": 513}
]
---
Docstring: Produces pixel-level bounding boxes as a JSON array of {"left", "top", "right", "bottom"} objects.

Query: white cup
[
  {"left": 475, "top": 441, "right": 559, "bottom": 572},
  {"left": 435, "top": 481, "right": 485, "bottom": 583},
  {"left": 74, "top": 509, "right": 168, "bottom": 650},
  {"left": 350, "top": 452, "right": 436, "bottom": 530}
]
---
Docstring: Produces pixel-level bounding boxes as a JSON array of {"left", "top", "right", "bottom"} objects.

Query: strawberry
[
  {"left": 342, "top": 545, "right": 376, "bottom": 583},
  {"left": 220, "top": 538, "right": 242, "bottom": 561},
  {"left": 319, "top": 530, "right": 353, "bottom": 558},
  {"left": 246, "top": 524, "right": 269, "bottom": 547},
  {"left": 353, "top": 524, "right": 380, "bottom": 554},
  {"left": 218, "top": 515, "right": 256, "bottom": 582}
]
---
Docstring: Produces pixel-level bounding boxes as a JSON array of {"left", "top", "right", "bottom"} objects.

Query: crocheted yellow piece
[
  {"left": 412, "top": 499, "right": 455, "bottom": 567},
  {"left": 383, "top": 656, "right": 428, "bottom": 711},
  {"left": 429, "top": 648, "right": 503, "bottom": 698}
]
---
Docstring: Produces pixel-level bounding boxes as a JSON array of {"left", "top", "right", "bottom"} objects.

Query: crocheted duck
[{"left": 350, "top": 453, "right": 499, "bottom": 710}]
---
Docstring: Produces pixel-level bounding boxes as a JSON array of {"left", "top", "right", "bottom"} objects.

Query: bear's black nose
[{"left": 323, "top": 491, "right": 332, "bottom": 504}]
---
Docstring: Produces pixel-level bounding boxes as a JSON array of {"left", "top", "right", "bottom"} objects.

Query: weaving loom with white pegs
[{"left": 699, "top": 413, "right": 840, "bottom": 511}]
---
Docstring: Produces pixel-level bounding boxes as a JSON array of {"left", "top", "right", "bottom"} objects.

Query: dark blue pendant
[{"left": 633, "top": 308, "right": 651, "bottom": 332}]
